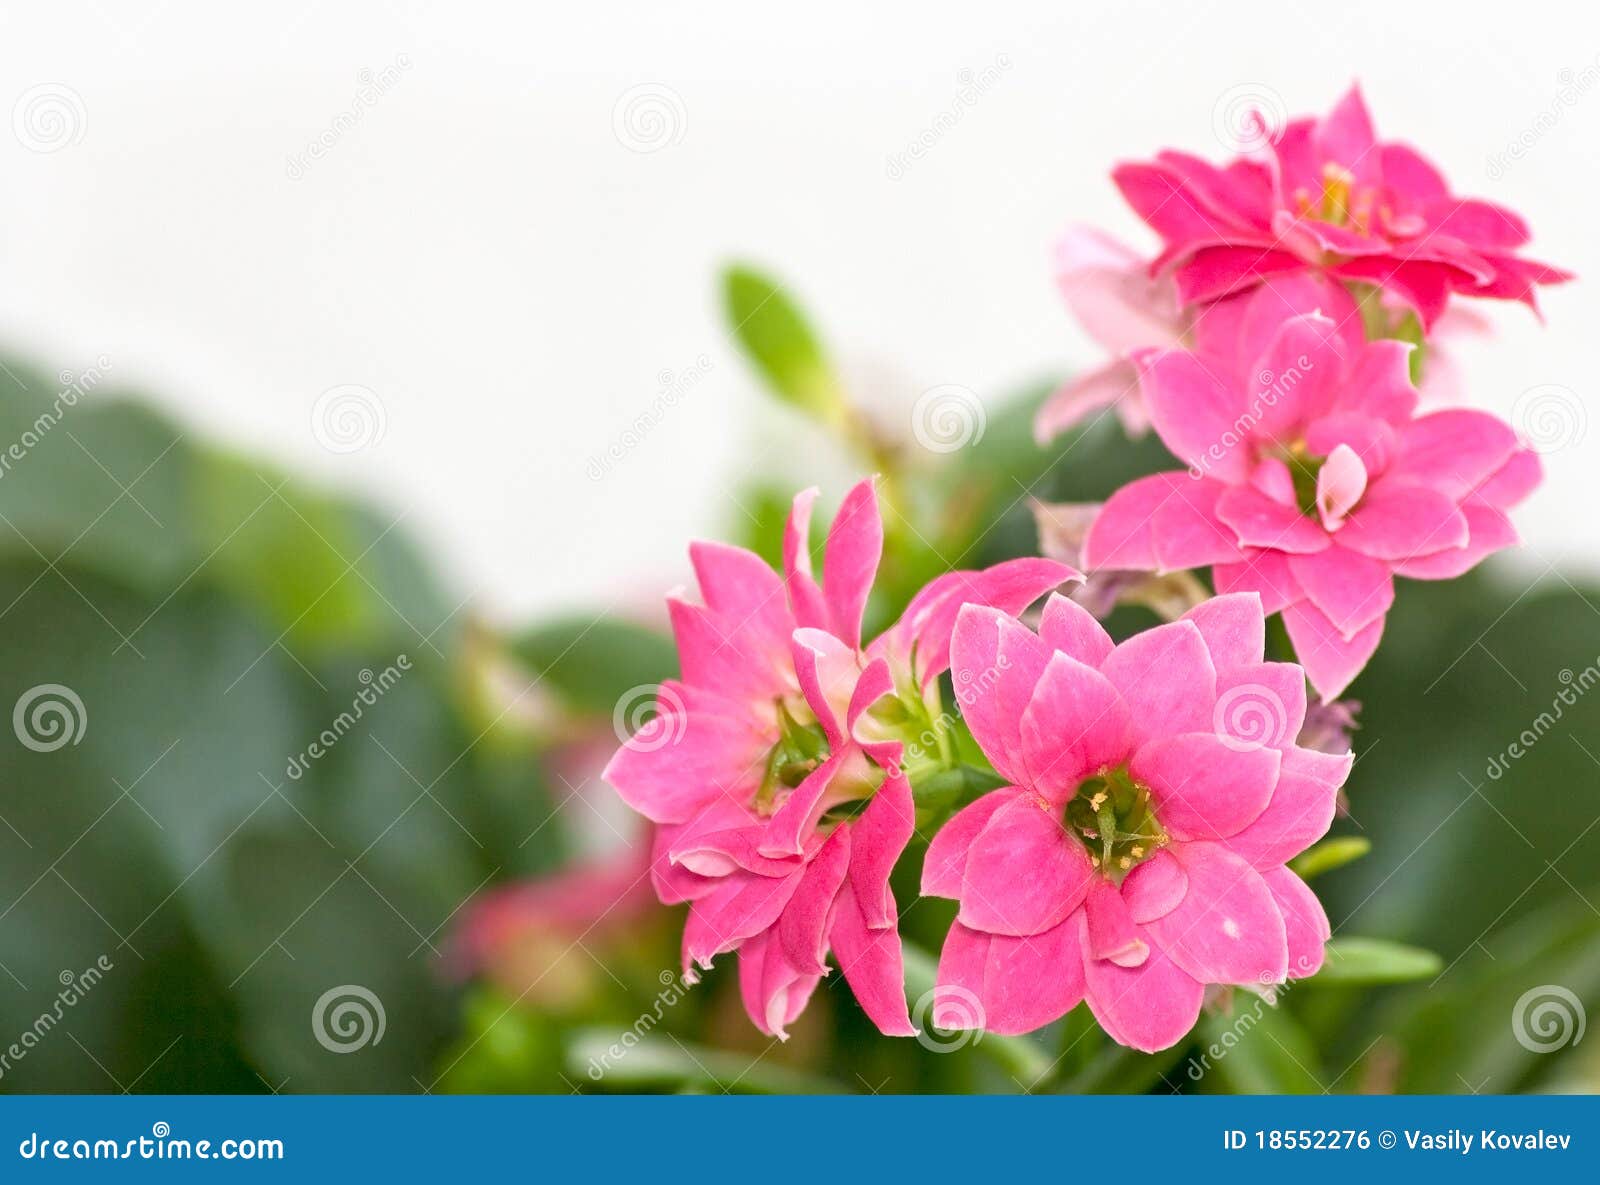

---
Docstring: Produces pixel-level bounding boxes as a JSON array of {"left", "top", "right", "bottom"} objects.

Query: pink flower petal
[
  {"left": 1139, "top": 349, "right": 1254, "bottom": 484},
  {"left": 1214, "top": 549, "right": 1304, "bottom": 615},
  {"left": 777, "top": 825, "right": 852, "bottom": 975},
  {"left": 829, "top": 877, "right": 916, "bottom": 1036},
  {"left": 1144, "top": 841, "right": 1288, "bottom": 986},
  {"left": 1282, "top": 600, "right": 1384, "bottom": 702},
  {"left": 1262, "top": 865, "right": 1332, "bottom": 979},
  {"left": 1082, "top": 931, "right": 1204, "bottom": 1052},
  {"left": 822, "top": 477, "right": 883, "bottom": 650},
  {"left": 683, "top": 867, "right": 806, "bottom": 972},
  {"left": 1225, "top": 746, "right": 1352, "bottom": 869},
  {"left": 1018, "top": 651, "right": 1132, "bottom": 802},
  {"left": 1388, "top": 409, "right": 1521, "bottom": 501},
  {"left": 1215, "top": 661, "right": 1309, "bottom": 751},
  {"left": 1035, "top": 360, "right": 1140, "bottom": 444},
  {"left": 921, "top": 787, "right": 1024, "bottom": 899},
  {"left": 1122, "top": 849, "right": 1188, "bottom": 923},
  {"left": 1086, "top": 879, "right": 1149, "bottom": 967},
  {"left": 783, "top": 487, "right": 830, "bottom": 631},
  {"left": 978, "top": 916, "right": 1088, "bottom": 1035},
  {"left": 1129, "top": 732, "right": 1280, "bottom": 840},
  {"left": 933, "top": 922, "right": 992, "bottom": 1029},
  {"left": 1039, "top": 592, "right": 1116, "bottom": 667},
  {"left": 1180, "top": 591, "right": 1266, "bottom": 674},
  {"left": 1099, "top": 619, "right": 1217, "bottom": 748},
  {"left": 790, "top": 627, "right": 859, "bottom": 747},
  {"left": 759, "top": 750, "right": 855, "bottom": 858},
  {"left": 849, "top": 770, "right": 915, "bottom": 930},
  {"left": 1391, "top": 502, "right": 1516, "bottom": 580},
  {"left": 1215, "top": 484, "right": 1331, "bottom": 554},
  {"left": 1287, "top": 544, "right": 1395, "bottom": 640},
  {"left": 1336, "top": 481, "right": 1469, "bottom": 561},
  {"left": 959, "top": 794, "right": 1093, "bottom": 937},
  {"left": 1316, "top": 443, "right": 1368, "bottom": 532}
]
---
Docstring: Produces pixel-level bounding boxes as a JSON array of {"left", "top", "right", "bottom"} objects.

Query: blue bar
[{"left": 0, "top": 1096, "right": 1592, "bottom": 1179}]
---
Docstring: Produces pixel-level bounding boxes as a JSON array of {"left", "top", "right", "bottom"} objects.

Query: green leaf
[
  {"left": 1314, "top": 938, "right": 1442, "bottom": 984},
  {"left": 1291, "top": 836, "right": 1371, "bottom": 880},
  {"left": 1191, "top": 1000, "right": 1324, "bottom": 1094},
  {"left": 722, "top": 264, "right": 846, "bottom": 427},
  {"left": 564, "top": 1029, "right": 844, "bottom": 1094}
]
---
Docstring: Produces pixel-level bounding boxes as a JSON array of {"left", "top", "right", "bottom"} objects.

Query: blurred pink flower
[
  {"left": 924, "top": 593, "right": 1349, "bottom": 1051},
  {"left": 605, "top": 477, "right": 1075, "bottom": 1037},
  {"left": 1080, "top": 291, "right": 1539, "bottom": 700},
  {"left": 1113, "top": 84, "right": 1571, "bottom": 328}
]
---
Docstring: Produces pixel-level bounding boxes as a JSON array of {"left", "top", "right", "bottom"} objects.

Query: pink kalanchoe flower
[
  {"left": 604, "top": 477, "right": 1075, "bottom": 1038},
  {"left": 1113, "top": 84, "right": 1571, "bottom": 328},
  {"left": 1080, "top": 285, "right": 1540, "bottom": 701},
  {"left": 925, "top": 592, "right": 1350, "bottom": 1052}
]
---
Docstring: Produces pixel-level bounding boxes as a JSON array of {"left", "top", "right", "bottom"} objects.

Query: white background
[{"left": 2, "top": 0, "right": 1595, "bottom": 622}]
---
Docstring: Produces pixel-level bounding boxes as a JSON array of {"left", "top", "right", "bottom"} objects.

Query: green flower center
[
  {"left": 1064, "top": 766, "right": 1168, "bottom": 879},
  {"left": 756, "top": 702, "right": 830, "bottom": 812}
]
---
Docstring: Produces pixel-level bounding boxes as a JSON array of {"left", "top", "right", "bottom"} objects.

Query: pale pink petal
[
  {"left": 790, "top": 627, "right": 859, "bottom": 747},
  {"left": 1214, "top": 549, "right": 1304, "bottom": 615},
  {"left": 1473, "top": 448, "right": 1542, "bottom": 510},
  {"left": 1316, "top": 443, "right": 1368, "bottom": 532},
  {"left": 1054, "top": 226, "right": 1183, "bottom": 353},
  {"left": 1392, "top": 502, "right": 1516, "bottom": 580},
  {"left": 1144, "top": 842, "right": 1288, "bottom": 986},
  {"left": 1035, "top": 361, "right": 1139, "bottom": 443},
  {"left": 689, "top": 540, "right": 793, "bottom": 658},
  {"left": 604, "top": 690, "right": 768, "bottom": 824},
  {"left": 1313, "top": 85, "right": 1378, "bottom": 178},
  {"left": 1337, "top": 339, "right": 1420, "bottom": 426},
  {"left": 1099, "top": 619, "right": 1217, "bottom": 748},
  {"left": 1129, "top": 733, "right": 1280, "bottom": 841},
  {"left": 960, "top": 795, "right": 1093, "bottom": 937},
  {"left": 669, "top": 597, "right": 789, "bottom": 700},
  {"left": 1304, "top": 413, "right": 1397, "bottom": 477}
]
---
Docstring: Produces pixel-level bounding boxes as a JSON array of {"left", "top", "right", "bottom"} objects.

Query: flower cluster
[{"left": 603, "top": 84, "right": 1560, "bottom": 1053}]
